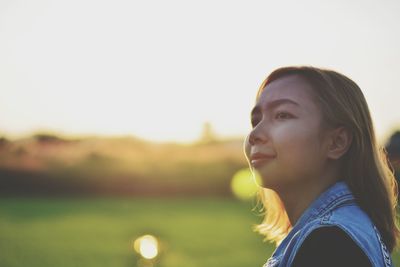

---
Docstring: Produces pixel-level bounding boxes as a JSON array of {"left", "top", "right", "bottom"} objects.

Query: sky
[{"left": 0, "top": 0, "right": 399, "bottom": 144}]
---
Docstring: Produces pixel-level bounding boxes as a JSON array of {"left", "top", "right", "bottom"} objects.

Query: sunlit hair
[{"left": 250, "top": 66, "right": 400, "bottom": 253}]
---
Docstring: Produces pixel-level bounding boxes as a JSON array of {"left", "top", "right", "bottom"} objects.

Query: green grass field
[
  {"left": 0, "top": 197, "right": 271, "bottom": 267},
  {"left": 0, "top": 197, "right": 399, "bottom": 267}
]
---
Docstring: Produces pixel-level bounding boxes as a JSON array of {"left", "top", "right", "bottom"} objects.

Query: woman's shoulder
[
  {"left": 291, "top": 226, "right": 373, "bottom": 267},
  {"left": 322, "top": 202, "right": 385, "bottom": 246},
  {"left": 313, "top": 201, "right": 375, "bottom": 239},
  {"left": 329, "top": 202, "right": 370, "bottom": 221},
  {"left": 289, "top": 203, "right": 390, "bottom": 266}
]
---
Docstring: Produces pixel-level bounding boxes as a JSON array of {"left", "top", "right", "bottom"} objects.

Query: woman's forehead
[{"left": 257, "top": 75, "right": 317, "bottom": 109}]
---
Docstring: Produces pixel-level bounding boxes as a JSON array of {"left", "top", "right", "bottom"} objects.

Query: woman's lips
[{"left": 250, "top": 155, "right": 275, "bottom": 168}]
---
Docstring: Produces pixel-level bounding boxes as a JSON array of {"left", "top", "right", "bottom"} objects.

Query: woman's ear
[{"left": 326, "top": 126, "right": 353, "bottom": 160}]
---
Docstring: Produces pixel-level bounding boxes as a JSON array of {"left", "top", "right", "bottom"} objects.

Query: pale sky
[{"left": 1, "top": 0, "right": 399, "bottom": 144}]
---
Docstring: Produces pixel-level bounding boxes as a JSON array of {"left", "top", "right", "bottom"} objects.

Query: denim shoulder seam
[{"left": 308, "top": 193, "right": 354, "bottom": 222}]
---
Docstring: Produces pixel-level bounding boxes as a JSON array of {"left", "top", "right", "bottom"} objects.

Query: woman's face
[{"left": 244, "top": 74, "right": 329, "bottom": 191}]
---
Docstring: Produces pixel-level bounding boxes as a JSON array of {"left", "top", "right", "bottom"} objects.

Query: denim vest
[{"left": 263, "top": 180, "right": 393, "bottom": 267}]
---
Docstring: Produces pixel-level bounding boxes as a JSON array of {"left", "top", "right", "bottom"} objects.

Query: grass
[
  {"left": 0, "top": 197, "right": 399, "bottom": 267},
  {"left": 0, "top": 197, "right": 271, "bottom": 267}
]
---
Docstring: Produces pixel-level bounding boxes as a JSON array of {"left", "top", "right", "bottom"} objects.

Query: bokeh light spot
[
  {"left": 133, "top": 234, "right": 159, "bottom": 259},
  {"left": 231, "top": 168, "right": 262, "bottom": 200}
]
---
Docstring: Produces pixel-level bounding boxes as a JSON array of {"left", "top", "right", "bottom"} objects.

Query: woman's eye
[{"left": 275, "top": 112, "right": 292, "bottom": 120}]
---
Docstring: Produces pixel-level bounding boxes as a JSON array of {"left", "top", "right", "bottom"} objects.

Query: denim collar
[{"left": 271, "top": 180, "right": 355, "bottom": 257}]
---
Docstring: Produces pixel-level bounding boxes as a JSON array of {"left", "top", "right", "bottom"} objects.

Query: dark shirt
[{"left": 291, "top": 226, "right": 373, "bottom": 267}]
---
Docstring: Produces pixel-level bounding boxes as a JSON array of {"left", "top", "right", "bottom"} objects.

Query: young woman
[{"left": 243, "top": 66, "right": 400, "bottom": 267}]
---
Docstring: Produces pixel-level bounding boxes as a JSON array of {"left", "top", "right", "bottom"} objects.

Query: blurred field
[
  {"left": 1, "top": 197, "right": 400, "bottom": 267},
  {"left": 0, "top": 197, "right": 272, "bottom": 267},
  {"left": 0, "top": 135, "right": 247, "bottom": 197}
]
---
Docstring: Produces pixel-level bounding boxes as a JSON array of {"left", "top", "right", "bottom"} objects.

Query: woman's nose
[{"left": 248, "top": 125, "right": 268, "bottom": 145}]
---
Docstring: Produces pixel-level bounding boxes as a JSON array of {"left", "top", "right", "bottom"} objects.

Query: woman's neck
[{"left": 277, "top": 170, "right": 340, "bottom": 227}]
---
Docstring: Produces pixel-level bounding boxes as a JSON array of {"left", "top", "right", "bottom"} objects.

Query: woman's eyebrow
[{"left": 251, "top": 98, "right": 300, "bottom": 117}]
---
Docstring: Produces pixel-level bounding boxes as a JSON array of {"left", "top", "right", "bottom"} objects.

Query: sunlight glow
[
  {"left": 133, "top": 235, "right": 159, "bottom": 259},
  {"left": 0, "top": 0, "right": 399, "bottom": 142}
]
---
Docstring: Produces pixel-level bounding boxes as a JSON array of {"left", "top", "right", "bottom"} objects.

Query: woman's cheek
[
  {"left": 285, "top": 136, "right": 318, "bottom": 179},
  {"left": 274, "top": 129, "right": 317, "bottom": 174}
]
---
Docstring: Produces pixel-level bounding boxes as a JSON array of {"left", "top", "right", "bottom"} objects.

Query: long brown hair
[{"left": 251, "top": 66, "right": 400, "bottom": 253}]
